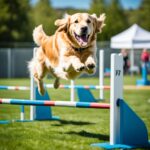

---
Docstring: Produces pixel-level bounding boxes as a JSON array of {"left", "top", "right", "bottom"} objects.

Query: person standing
[
  {"left": 141, "top": 48, "right": 150, "bottom": 73},
  {"left": 141, "top": 49, "right": 149, "bottom": 65},
  {"left": 121, "top": 49, "right": 129, "bottom": 74}
]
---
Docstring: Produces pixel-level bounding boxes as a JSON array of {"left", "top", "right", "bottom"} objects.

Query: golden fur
[{"left": 28, "top": 13, "right": 106, "bottom": 95}]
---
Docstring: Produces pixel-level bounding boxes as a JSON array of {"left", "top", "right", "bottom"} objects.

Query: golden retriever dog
[{"left": 28, "top": 13, "right": 106, "bottom": 95}]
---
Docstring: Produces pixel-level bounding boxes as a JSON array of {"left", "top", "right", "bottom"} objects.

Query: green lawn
[{"left": 0, "top": 76, "right": 150, "bottom": 150}]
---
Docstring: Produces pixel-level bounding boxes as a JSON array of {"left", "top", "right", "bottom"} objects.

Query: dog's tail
[{"left": 33, "top": 25, "right": 48, "bottom": 46}]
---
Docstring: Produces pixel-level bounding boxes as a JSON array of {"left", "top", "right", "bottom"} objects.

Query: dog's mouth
[{"left": 74, "top": 32, "right": 89, "bottom": 46}]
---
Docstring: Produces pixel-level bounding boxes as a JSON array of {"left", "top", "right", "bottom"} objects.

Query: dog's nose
[{"left": 81, "top": 26, "right": 88, "bottom": 34}]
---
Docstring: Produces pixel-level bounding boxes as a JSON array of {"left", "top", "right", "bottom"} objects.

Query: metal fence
[
  {"left": 0, "top": 48, "right": 33, "bottom": 78},
  {"left": 0, "top": 42, "right": 145, "bottom": 78}
]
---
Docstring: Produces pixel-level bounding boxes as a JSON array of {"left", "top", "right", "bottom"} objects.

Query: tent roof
[{"left": 111, "top": 24, "right": 150, "bottom": 49}]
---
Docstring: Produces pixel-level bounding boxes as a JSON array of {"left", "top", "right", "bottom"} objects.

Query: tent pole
[{"left": 130, "top": 47, "right": 134, "bottom": 75}]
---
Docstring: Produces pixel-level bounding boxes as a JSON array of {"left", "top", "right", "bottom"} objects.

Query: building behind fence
[{"left": 0, "top": 42, "right": 143, "bottom": 78}]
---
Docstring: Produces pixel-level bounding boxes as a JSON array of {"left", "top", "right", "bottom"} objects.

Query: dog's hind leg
[
  {"left": 54, "top": 78, "right": 60, "bottom": 89},
  {"left": 31, "top": 61, "right": 46, "bottom": 95},
  {"left": 34, "top": 73, "right": 45, "bottom": 95}
]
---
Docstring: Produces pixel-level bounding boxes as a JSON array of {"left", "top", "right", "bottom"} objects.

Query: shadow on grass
[
  {"left": 65, "top": 130, "right": 109, "bottom": 141},
  {"left": 52, "top": 119, "right": 95, "bottom": 126}
]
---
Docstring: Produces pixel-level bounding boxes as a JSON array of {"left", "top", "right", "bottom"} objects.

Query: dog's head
[{"left": 55, "top": 13, "right": 106, "bottom": 48}]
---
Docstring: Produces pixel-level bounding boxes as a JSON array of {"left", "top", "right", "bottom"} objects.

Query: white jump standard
[{"left": 91, "top": 54, "right": 150, "bottom": 149}]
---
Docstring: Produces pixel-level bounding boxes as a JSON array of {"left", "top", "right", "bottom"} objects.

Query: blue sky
[
  {"left": 120, "top": 0, "right": 142, "bottom": 9},
  {"left": 31, "top": 0, "right": 142, "bottom": 9}
]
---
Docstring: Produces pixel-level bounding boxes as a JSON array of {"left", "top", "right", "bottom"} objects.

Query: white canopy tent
[{"left": 111, "top": 24, "right": 150, "bottom": 71}]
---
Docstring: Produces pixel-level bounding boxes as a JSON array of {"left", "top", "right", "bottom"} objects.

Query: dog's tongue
[
  {"left": 77, "top": 34, "right": 88, "bottom": 45},
  {"left": 80, "top": 34, "right": 88, "bottom": 43},
  {"left": 75, "top": 33, "right": 88, "bottom": 46}
]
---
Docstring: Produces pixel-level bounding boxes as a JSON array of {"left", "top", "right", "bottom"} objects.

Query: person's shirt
[{"left": 141, "top": 52, "right": 149, "bottom": 63}]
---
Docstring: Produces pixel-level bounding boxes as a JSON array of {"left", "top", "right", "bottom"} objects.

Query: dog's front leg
[
  {"left": 64, "top": 56, "right": 85, "bottom": 72},
  {"left": 85, "top": 55, "right": 96, "bottom": 74},
  {"left": 54, "top": 67, "right": 68, "bottom": 80}
]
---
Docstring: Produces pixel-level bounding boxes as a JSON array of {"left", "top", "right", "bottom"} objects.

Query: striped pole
[
  {"left": 2, "top": 84, "right": 150, "bottom": 91},
  {"left": 45, "top": 84, "right": 110, "bottom": 90},
  {"left": 0, "top": 85, "right": 30, "bottom": 90},
  {"left": 0, "top": 84, "right": 111, "bottom": 90},
  {"left": 0, "top": 99, "right": 110, "bottom": 109}
]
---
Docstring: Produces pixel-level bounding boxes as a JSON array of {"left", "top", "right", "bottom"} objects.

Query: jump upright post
[
  {"left": 70, "top": 80, "right": 75, "bottom": 102},
  {"left": 99, "top": 50, "right": 104, "bottom": 100}
]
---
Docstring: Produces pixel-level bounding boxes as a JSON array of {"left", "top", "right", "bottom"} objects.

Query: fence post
[{"left": 7, "top": 48, "right": 11, "bottom": 78}]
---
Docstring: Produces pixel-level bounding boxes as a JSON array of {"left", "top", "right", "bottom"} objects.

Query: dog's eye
[
  {"left": 87, "top": 19, "right": 91, "bottom": 24},
  {"left": 74, "top": 20, "right": 78, "bottom": 23}
]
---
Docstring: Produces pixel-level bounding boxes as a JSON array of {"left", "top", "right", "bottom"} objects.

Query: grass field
[{"left": 0, "top": 76, "right": 150, "bottom": 150}]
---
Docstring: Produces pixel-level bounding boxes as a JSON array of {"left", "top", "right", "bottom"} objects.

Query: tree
[
  {"left": 103, "top": 0, "right": 128, "bottom": 40},
  {"left": 89, "top": 0, "right": 128, "bottom": 41},
  {"left": 89, "top": 0, "right": 108, "bottom": 41},
  {"left": 89, "top": 0, "right": 106, "bottom": 15},
  {"left": 30, "top": 0, "right": 58, "bottom": 36},
  {"left": 0, "top": 0, "right": 31, "bottom": 42},
  {"left": 136, "top": 0, "right": 150, "bottom": 30}
]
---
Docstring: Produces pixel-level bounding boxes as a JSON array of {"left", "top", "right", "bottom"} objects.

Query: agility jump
[
  {"left": 0, "top": 50, "right": 150, "bottom": 122},
  {"left": 1, "top": 50, "right": 150, "bottom": 104}
]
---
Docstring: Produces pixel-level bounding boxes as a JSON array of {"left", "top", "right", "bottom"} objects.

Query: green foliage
[
  {"left": 0, "top": 0, "right": 31, "bottom": 42},
  {"left": 89, "top": 0, "right": 128, "bottom": 41},
  {"left": 89, "top": 0, "right": 106, "bottom": 15},
  {"left": 89, "top": 0, "right": 107, "bottom": 41},
  {"left": 30, "top": 0, "right": 58, "bottom": 36},
  {"left": 0, "top": 0, "right": 149, "bottom": 42},
  {"left": 104, "top": 0, "right": 128, "bottom": 39},
  {"left": 126, "top": 0, "right": 150, "bottom": 31},
  {"left": 135, "top": 0, "right": 150, "bottom": 30}
]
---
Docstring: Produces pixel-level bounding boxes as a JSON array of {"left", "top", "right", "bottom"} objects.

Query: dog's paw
[
  {"left": 87, "top": 63, "right": 96, "bottom": 70},
  {"left": 85, "top": 62, "right": 96, "bottom": 74},
  {"left": 38, "top": 87, "right": 45, "bottom": 96},
  {"left": 76, "top": 66, "right": 85, "bottom": 72},
  {"left": 74, "top": 63, "right": 85, "bottom": 72},
  {"left": 85, "top": 57, "right": 96, "bottom": 72},
  {"left": 37, "top": 81, "right": 45, "bottom": 95}
]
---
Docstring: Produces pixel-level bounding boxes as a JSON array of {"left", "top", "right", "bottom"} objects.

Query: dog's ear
[
  {"left": 55, "top": 14, "right": 70, "bottom": 32},
  {"left": 91, "top": 13, "right": 106, "bottom": 33}
]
